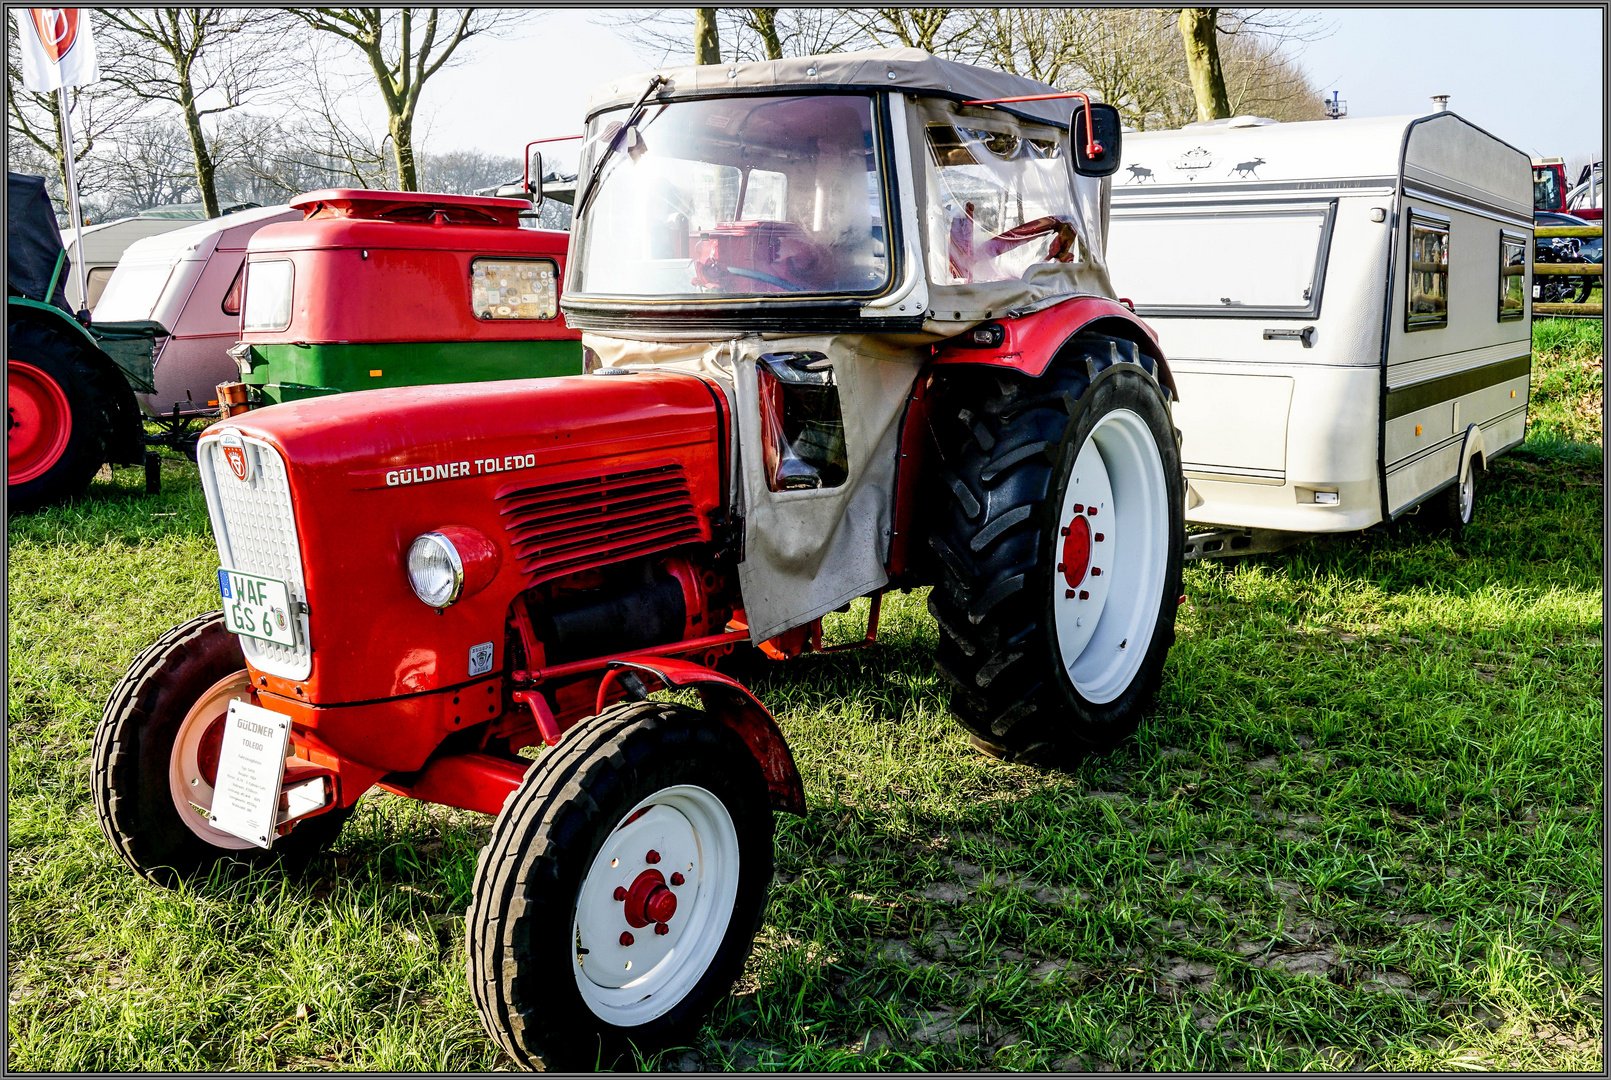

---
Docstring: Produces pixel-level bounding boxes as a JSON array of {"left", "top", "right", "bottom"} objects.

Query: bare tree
[
  {"left": 5, "top": 13, "right": 144, "bottom": 219},
  {"left": 289, "top": 8, "right": 525, "bottom": 191},
  {"left": 96, "top": 8, "right": 286, "bottom": 217},
  {"left": 848, "top": 8, "right": 982, "bottom": 57},
  {"left": 602, "top": 8, "right": 860, "bottom": 66},
  {"left": 973, "top": 9, "right": 1087, "bottom": 86}
]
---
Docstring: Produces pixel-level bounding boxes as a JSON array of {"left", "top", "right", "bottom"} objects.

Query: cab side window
[{"left": 1406, "top": 211, "right": 1450, "bottom": 330}]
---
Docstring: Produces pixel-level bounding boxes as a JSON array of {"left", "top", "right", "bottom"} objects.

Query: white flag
[{"left": 14, "top": 8, "right": 98, "bottom": 93}]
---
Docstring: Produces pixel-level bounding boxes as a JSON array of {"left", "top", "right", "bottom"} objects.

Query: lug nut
[
  {"left": 1095, "top": 533, "right": 1105, "bottom": 542},
  {"left": 645, "top": 850, "right": 660, "bottom": 864},
  {"left": 1079, "top": 590, "right": 1089, "bottom": 600},
  {"left": 670, "top": 872, "right": 684, "bottom": 886},
  {"left": 1073, "top": 503, "right": 1084, "bottom": 513},
  {"left": 1090, "top": 567, "right": 1102, "bottom": 577},
  {"left": 1088, "top": 507, "right": 1098, "bottom": 516},
  {"left": 620, "top": 931, "right": 634, "bottom": 946},
  {"left": 655, "top": 923, "right": 669, "bottom": 936},
  {"left": 614, "top": 886, "right": 627, "bottom": 901},
  {"left": 1065, "top": 589, "right": 1075, "bottom": 599},
  {"left": 1060, "top": 525, "right": 1069, "bottom": 536}
]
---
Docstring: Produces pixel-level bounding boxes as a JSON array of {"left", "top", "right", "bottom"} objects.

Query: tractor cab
[{"left": 564, "top": 48, "right": 1132, "bottom": 643}]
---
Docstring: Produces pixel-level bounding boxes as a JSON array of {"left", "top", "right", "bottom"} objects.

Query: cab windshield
[{"left": 569, "top": 94, "right": 891, "bottom": 299}]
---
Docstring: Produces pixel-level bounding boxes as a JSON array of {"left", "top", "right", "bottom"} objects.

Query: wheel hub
[
  {"left": 621, "top": 868, "right": 678, "bottom": 928},
  {"left": 1060, "top": 512, "right": 1093, "bottom": 588}
]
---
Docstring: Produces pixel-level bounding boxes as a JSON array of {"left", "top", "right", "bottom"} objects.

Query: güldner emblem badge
[{"left": 219, "top": 429, "right": 253, "bottom": 482}]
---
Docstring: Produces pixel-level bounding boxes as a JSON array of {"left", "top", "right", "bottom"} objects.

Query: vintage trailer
[
  {"left": 232, "top": 189, "right": 582, "bottom": 407},
  {"left": 62, "top": 202, "right": 260, "bottom": 314},
  {"left": 1108, "top": 112, "right": 1532, "bottom": 542},
  {"left": 93, "top": 205, "right": 301, "bottom": 421}
]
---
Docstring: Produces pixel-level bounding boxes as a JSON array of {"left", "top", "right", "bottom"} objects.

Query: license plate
[
  {"left": 218, "top": 568, "right": 298, "bottom": 646},
  {"left": 209, "top": 698, "right": 292, "bottom": 849}
]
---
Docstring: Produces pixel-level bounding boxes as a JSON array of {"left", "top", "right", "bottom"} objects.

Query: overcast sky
[{"left": 401, "top": 7, "right": 1603, "bottom": 170}]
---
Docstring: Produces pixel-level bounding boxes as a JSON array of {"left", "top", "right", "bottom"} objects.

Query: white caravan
[
  {"left": 92, "top": 204, "right": 298, "bottom": 420},
  {"left": 1108, "top": 112, "right": 1532, "bottom": 552}
]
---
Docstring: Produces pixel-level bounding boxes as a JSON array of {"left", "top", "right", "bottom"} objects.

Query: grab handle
[{"left": 1262, "top": 326, "right": 1316, "bottom": 347}]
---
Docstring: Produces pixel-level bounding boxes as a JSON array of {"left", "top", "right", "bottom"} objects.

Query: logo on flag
[
  {"left": 14, "top": 8, "right": 98, "bottom": 92},
  {"left": 218, "top": 430, "right": 253, "bottom": 483}
]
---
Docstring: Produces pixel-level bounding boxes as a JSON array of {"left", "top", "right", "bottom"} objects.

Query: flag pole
[{"left": 54, "top": 85, "right": 89, "bottom": 319}]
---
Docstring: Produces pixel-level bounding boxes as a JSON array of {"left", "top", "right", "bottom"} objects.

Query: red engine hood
[{"left": 208, "top": 371, "right": 726, "bottom": 709}]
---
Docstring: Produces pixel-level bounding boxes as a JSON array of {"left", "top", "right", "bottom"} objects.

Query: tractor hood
[{"left": 197, "top": 371, "right": 725, "bottom": 707}]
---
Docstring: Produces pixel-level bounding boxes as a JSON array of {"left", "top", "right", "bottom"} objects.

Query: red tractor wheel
[
  {"left": 466, "top": 700, "right": 773, "bottom": 1069},
  {"left": 7, "top": 360, "right": 72, "bottom": 483},
  {"left": 93, "top": 612, "right": 351, "bottom": 887},
  {"left": 6, "top": 318, "right": 112, "bottom": 512}
]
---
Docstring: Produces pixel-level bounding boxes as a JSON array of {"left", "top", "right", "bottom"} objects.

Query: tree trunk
[
  {"left": 694, "top": 8, "right": 720, "bottom": 64},
  {"left": 1178, "top": 8, "right": 1231, "bottom": 123},
  {"left": 175, "top": 68, "right": 221, "bottom": 217},
  {"left": 752, "top": 8, "right": 782, "bottom": 60},
  {"left": 390, "top": 113, "right": 419, "bottom": 192}
]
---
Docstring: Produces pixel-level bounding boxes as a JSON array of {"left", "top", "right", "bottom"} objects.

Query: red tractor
[{"left": 95, "top": 50, "right": 1185, "bottom": 1068}]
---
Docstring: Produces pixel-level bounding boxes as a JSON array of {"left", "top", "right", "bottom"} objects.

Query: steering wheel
[{"left": 721, "top": 266, "right": 807, "bottom": 292}]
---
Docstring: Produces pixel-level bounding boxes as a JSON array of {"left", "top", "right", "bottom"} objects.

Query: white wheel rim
[
  {"left": 1050, "top": 408, "right": 1170, "bottom": 704},
  {"left": 1459, "top": 473, "right": 1475, "bottom": 523},
  {"left": 168, "top": 670, "right": 260, "bottom": 850},
  {"left": 571, "top": 784, "right": 740, "bottom": 1027}
]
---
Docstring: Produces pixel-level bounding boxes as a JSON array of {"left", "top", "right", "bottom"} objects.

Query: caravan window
[
  {"left": 1106, "top": 204, "right": 1332, "bottom": 317},
  {"left": 1498, "top": 231, "right": 1526, "bottom": 321},
  {"left": 1406, "top": 211, "right": 1449, "bottom": 331}
]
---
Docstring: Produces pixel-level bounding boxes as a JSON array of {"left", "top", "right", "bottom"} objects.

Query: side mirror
[
  {"left": 1070, "top": 102, "right": 1122, "bottom": 177},
  {"left": 526, "top": 149, "right": 544, "bottom": 203}
]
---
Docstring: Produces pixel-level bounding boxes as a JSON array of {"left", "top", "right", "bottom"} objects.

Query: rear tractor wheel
[
  {"left": 7, "top": 318, "right": 111, "bottom": 512},
  {"left": 92, "top": 612, "right": 351, "bottom": 887},
  {"left": 927, "top": 336, "right": 1185, "bottom": 763},
  {"left": 467, "top": 700, "right": 773, "bottom": 1070}
]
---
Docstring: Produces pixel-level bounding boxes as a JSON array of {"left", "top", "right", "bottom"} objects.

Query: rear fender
[
  {"left": 930, "top": 296, "right": 1177, "bottom": 400},
  {"left": 603, "top": 657, "right": 805, "bottom": 815}
]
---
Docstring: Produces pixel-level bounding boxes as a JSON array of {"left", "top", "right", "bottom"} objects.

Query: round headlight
[{"left": 407, "top": 532, "right": 464, "bottom": 608}]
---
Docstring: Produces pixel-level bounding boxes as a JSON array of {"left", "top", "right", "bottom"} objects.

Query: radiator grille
[
  {"left": 199, "top": 436, "right": 312, "bottom": 680},
  {"left": 498, "top": 463, "right": 703, "bottom": 581}
]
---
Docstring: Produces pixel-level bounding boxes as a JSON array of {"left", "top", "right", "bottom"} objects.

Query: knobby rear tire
[{"left": 926, "top": 336, "right": 1185, "bottom": 763}]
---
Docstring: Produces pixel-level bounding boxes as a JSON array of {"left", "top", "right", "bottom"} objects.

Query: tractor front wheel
[
  {"left": 467, "top": 700, "right": 773, "bottom": 1070},
  {"left": 92, "top": 612, "right": 351, "bottom": 887},
  {"left": 928, "top": 338, "right": 1185, "bottom": 763}
]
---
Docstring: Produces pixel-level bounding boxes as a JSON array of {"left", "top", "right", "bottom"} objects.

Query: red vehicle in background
[
  {"left": 224, "top": 189, "right": 582, "bottom": 411},
  {"left": 1534, "top": 156, "right": 1603, "bottom": 221}
]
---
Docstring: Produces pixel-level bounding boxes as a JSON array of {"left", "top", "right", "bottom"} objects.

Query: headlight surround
[{"left": 407, "top": 532, "right": 465, "bottom": 608}]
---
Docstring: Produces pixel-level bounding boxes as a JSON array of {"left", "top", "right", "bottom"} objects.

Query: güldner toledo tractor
[{"left": 94, "top": 49, "right": 1185, "bottom": 1067}]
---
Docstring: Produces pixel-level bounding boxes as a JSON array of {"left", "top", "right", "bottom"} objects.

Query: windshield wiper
[{"left": 576, "top": 75, "right": 667, "bottom": 218}]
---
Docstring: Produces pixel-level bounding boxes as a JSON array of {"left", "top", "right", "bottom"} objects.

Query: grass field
[{"left": 7, "top": 321, "right": 1602, "bottom": 1071}]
